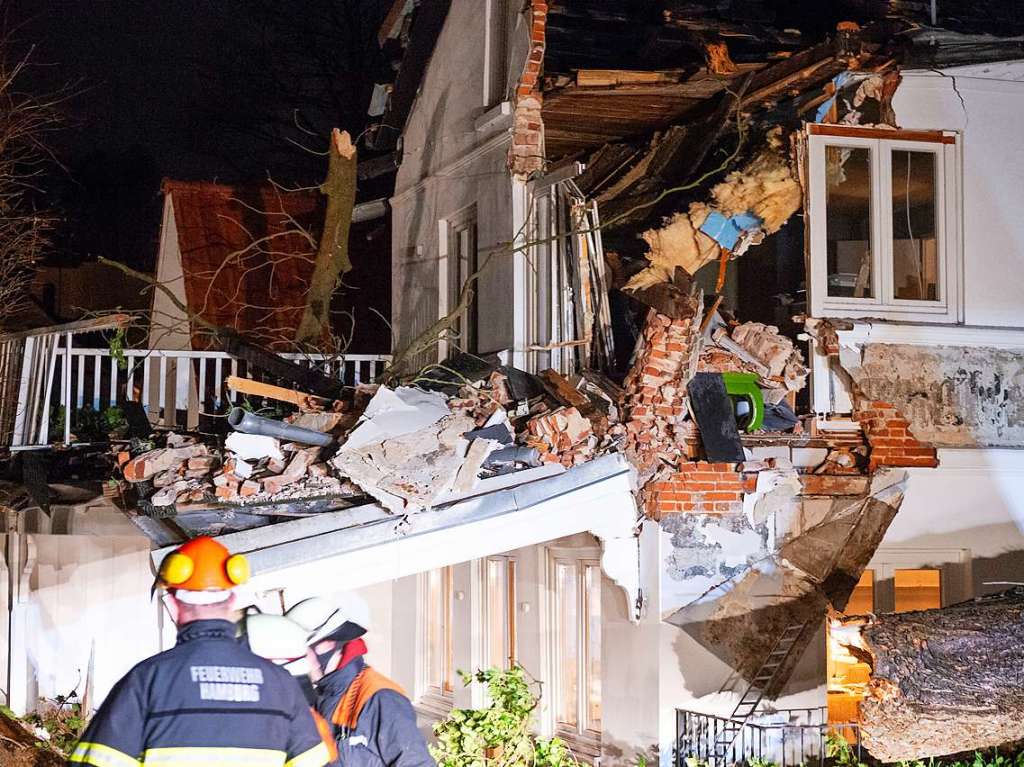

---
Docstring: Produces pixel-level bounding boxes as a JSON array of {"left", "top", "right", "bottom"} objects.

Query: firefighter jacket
[
  {"left": 69, "top": 619, "right": 331, "bottom": 767},
  {"left": 314, "top": 657, "right": 435, "bottom": 767}
]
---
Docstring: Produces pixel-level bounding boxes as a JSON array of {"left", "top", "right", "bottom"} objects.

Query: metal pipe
[
  {"left": 227, "top": 407, "right": 333, "bottom": 447},
  {"left": 484, "top": 445, "right": 541, "bottom": 467}
]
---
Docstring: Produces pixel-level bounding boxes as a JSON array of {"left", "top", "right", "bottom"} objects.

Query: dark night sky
[
  {"left": 15, "top": 1, "right": 234, "bottom": 179},
  {"left": 8, "top": 1, "right": 389, "bottom": 269}
]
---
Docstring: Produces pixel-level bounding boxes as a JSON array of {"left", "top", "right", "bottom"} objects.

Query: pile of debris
[
  {"left": 113, "top": 357, "right": 627, "bottom": 520},
  {"left": 621, "top": 276, "right": 810, "bottom": 475}
]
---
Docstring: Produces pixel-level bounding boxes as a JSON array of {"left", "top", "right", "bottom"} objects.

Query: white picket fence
[{"left": 0, "top": 320, "right": 390, "bottom": 450}]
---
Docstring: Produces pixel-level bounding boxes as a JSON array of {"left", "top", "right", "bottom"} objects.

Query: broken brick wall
[
  {"left": 508, "top": 0, "right": 547, "bottom": 179},
  {"left": 856, "top": 400, "right": 939, "bottom": 470},
  {"left": 622, "top": 300, "right": 702, "bottom": 475},
  {"left": 645, "top": 462, "right": 750, "bottom": 520}
]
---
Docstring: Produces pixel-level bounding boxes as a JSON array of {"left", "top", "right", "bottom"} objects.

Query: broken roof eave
[{"left": 150, "top": 454, "right": 642, "bottom": 616}]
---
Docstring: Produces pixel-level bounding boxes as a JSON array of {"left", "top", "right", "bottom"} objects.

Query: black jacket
[
  {"left": 314, "top": 657, "right": 435, "bottom": 767},
  {"left": 69, "top": 619, "right": 330, "bottom": 767}
]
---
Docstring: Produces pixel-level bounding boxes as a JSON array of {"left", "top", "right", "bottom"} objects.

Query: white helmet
[
  {"left": 243, "top": 613, "right": 311, "bottom": 677},
  {"left": 286, "top": 597, "right": 366, "bottom": 646}
]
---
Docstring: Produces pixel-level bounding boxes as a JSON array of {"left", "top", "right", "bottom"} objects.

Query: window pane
[
  {"left": 846, "top": 569, "right": 874, "bottom": 614},
  {"left": 426, "top": 567, "right": 452, "bottom": 693},
  {"left": 891, "top": 150, "right": 939, "bottom": 301},
  {"left": 487, "top": 559, "right": 507, "bottom": 669},
  {"left": 556, "top": 562, "right": 579, "bottom": 728},
  {"left": 895, "top": 568, "right": 941, "bottom": 612},
  {"left": 584, "top": 564, "right": 602, "bottom": 731},
  {"left": 826, "top": 145, "right": 873, "bottom": 298}
]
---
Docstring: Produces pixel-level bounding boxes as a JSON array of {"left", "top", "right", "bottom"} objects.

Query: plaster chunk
[{"left": 331, "top": 413, "right": 476, "bottom": 514}]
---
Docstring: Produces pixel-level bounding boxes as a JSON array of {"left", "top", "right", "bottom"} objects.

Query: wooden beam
[
  {"left": 219, "top": 336, "right": 344, "bottom": 399},
  {"left": 576, "top": 69, "right": 684, "bottom": 87},
  {"left": 0, "top": 314, "right": 131, "bottom": 343},
  {"left": 225, "top": 376, "right": 337, "bottom": 411},
  {"left": 808, "top": 123, "right": 955, "bottom": 144},
  {"left": 539, "top": 369, "right": 593, "bottom": 413}
]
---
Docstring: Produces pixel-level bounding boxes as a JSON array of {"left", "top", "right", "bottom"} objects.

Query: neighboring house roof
[
  {"left": 162, "top": 179, "right": 323, "bottom": 351},
  {"left": 156, "top": 180, "right": 391, "bottom": 353}
]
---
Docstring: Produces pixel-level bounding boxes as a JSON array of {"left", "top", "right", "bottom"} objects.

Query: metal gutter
[{"left": 150, "top": 453, "right": 635, "bottom": 581}]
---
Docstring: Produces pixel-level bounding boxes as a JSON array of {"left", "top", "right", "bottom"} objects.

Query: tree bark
[
  {"left": 295, "top": 128, "right": 357, "bottom": 345},
  {"left": 846, "top": 589, "right": 1024, "bottom": 762}
]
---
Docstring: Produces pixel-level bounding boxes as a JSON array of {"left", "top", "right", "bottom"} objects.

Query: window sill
[
  {"left": 474, "top": 101, "right": 512, "bottom": 133},
  {"left": 811, "top": 303, "right": 959, "bottom": 325}
]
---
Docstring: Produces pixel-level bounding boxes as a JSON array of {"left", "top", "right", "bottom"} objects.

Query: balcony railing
[
  {"left": 0, "top": 319, "right": 390, "bottom": 450},
  {"left": 676, "top": 708, "right": 861, "bottom": 767}
]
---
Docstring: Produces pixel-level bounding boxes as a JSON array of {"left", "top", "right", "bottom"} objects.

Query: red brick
[
  {"left": 704, "top": 491, "right": 742, "bottom": 501},
  {"left": 684, "top": 482, "right": 718, "bottom": 492}
]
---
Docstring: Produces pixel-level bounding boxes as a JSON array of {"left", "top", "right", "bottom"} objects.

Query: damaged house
[
  {"left": 4, "top": 2, "right": 1024, "bottom": 766},
  {"left": 384, "top": 0, "right": 1024, "bottom": 764}
]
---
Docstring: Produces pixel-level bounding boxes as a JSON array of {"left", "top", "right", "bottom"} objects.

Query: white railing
[
  {"left": 1, "top": 330, "right": 390, "bottom": 449},
  {"left": 69, "top": 348, "right": 388, "bottom": 415}
]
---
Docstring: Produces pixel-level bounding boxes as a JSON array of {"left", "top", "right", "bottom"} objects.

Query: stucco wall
[
  {"left": 883, "top": 448, "right": 1024, "bottom": 593},
  {"left": 391, "top": 0, "right": 528, "bottom": 366},
  {"left": 3, "top": 499, "right": 393, "bottom": 715},
  {"left": 151, "top": 198, "right": 193, "bottom": 351},
  {"left": 855, "top": 342, "right": 1024, "bottom": 448},
  {"left": 894, "top": 64, "right": 1024, "bottom": 328}
]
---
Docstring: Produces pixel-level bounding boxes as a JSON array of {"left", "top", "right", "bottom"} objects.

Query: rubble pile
[
  {"left": 698, "top": 320, "right": 808, "bottom": 402},
  {"left": 119, "top": 425, "right": 352, "bottom": 510},
  {"left": 113, "top": 359, "right": 629, "bottom": 520},
  {"left": 109, "top": 289, "right": 815, "bottom": 527}
]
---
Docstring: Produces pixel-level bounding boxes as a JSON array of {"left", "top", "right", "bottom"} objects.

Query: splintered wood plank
[{"left": 539, "top": 368, "right": 592, "bottom": 413}]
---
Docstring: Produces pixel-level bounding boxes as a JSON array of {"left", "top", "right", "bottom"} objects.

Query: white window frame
[
  {"left": 416, "top": 565, "right": 455, "bottom": 717},
  {"left": 807, "top": 126, "right": 962, "bottom": 323},
  {"left": 866, "top": 547, "right": 970, "bottom": 611},
  {"left": 437, "top": 205, "right": 478, "bottom": 359},
  {"left": 481, "top": 555, "right": 518, "bottom": 670},
  {"left": 543, "top": 546, "right": 603, "bottom": 760},
  {"left": 522, "top": 164, "right": 586, "bottom": 375},
  {"left": 482, "top": 0, "right": 509, "bottom": 108}
]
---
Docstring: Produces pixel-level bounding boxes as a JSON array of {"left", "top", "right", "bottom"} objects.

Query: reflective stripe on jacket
[{"left": 69, "top": 619, "right": 330, "bottom": 767}]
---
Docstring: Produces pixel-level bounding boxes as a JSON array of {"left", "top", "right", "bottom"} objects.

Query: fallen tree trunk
[
  {"left": 846, "top": 588, "right": 1024, "bottom": 762},
  {"left": 295, "top": 128, "right": 357, "bottom": 345}
]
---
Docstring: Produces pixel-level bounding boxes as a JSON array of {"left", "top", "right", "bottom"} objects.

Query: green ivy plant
[
  {"left": 827, "top": 732, "right": 868, "bottom": 767},
  {"left": 107, "top": 327, "right": 128, "bottom": 370},
  {"left": 430, "top": 666, "right": 575, "bottom": 767}
]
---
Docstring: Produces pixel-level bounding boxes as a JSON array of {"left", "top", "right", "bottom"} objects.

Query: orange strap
[
  {"left": 312, "top": 708, "right": 340, "bottom": 762},
  {"left": 331, "top": 667, "right": 408, "bottom": 730}
]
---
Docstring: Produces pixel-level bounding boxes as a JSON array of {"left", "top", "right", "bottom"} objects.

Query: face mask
[{"left": 315, "top": 645, "right": 341, "bottom": 676}]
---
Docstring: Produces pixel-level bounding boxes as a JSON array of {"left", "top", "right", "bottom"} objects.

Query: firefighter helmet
[{"left": 158, "top": 536, "right": 250, "bottom": 603}]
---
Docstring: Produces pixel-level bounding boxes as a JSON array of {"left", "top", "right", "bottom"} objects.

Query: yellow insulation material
[{"left": 626, "top": 128, "right": 802, "bottom": 291}]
